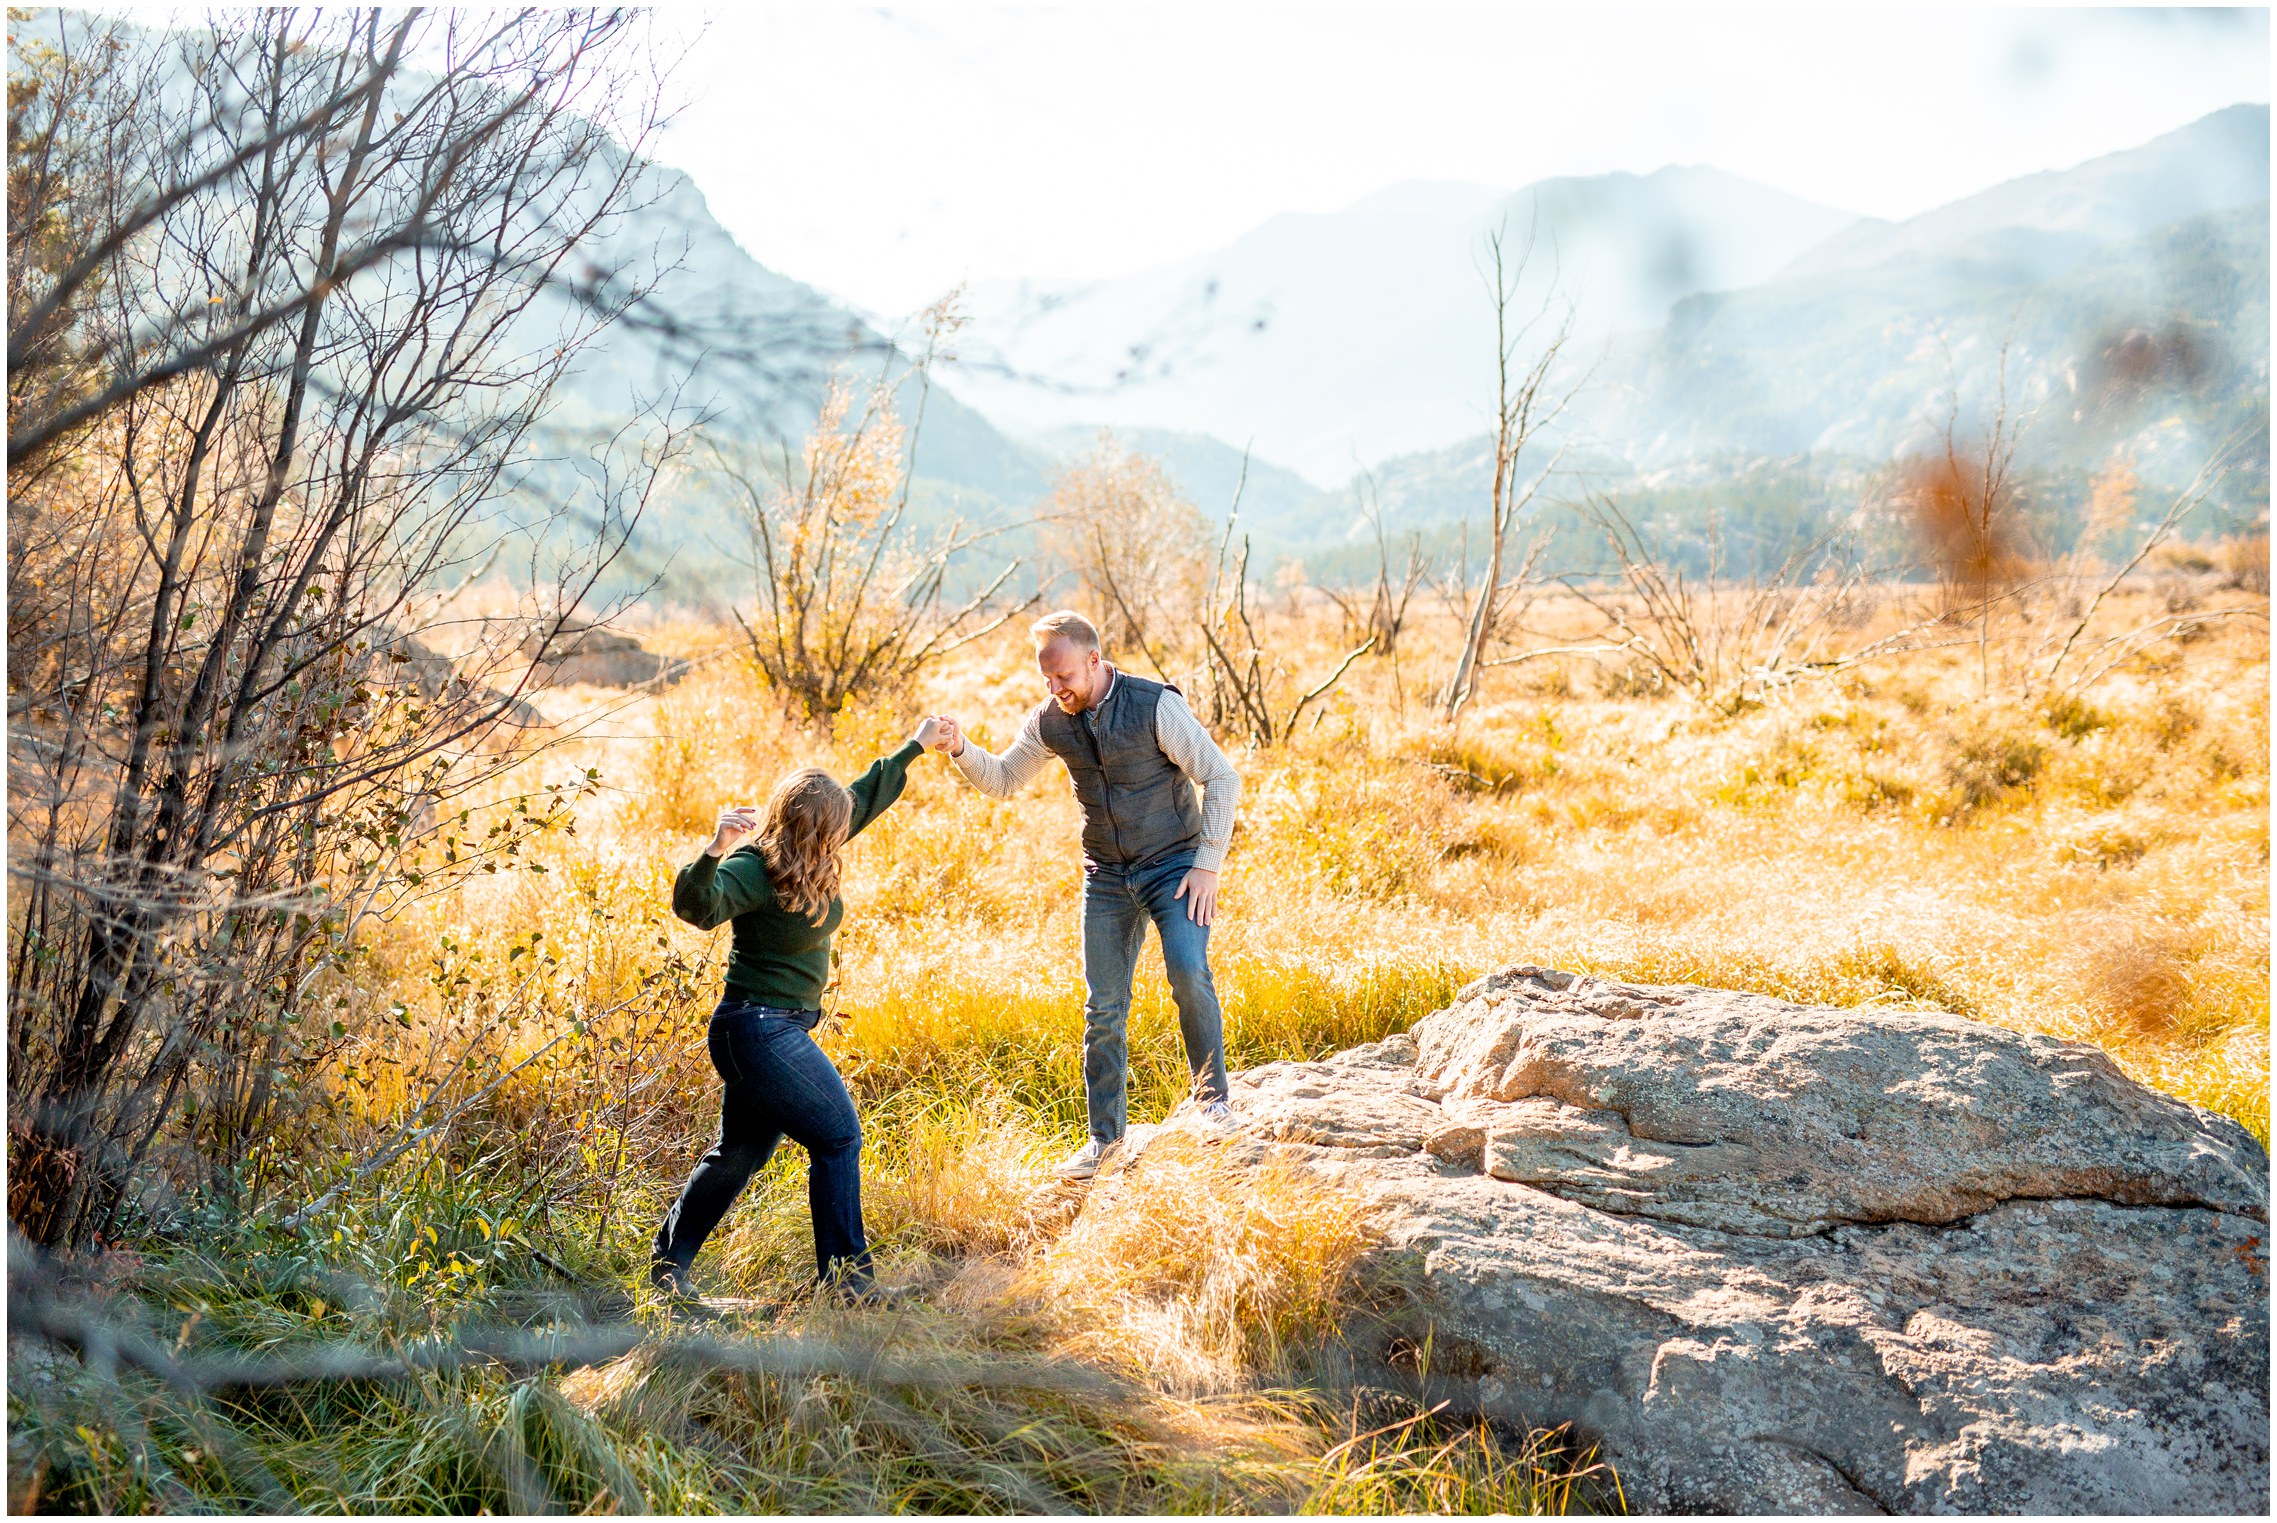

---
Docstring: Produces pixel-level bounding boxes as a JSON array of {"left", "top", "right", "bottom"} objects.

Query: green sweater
[{"left": 671, "top": 741, "right": 923, "bottom": 1011}]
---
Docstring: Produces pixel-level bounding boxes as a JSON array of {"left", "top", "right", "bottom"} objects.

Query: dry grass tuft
[
  {"left": 1296, "top": 1403, "right": 1614, "bottom": 1516},
  {"left": 2076, "top": 921, "right": 2199, "bottom": 1039},
  {"left": 865, "top": 1097, "right": 1058, "bottom": 1257},
  {"left": 1020, "top": 1135, "right": 1388, "bottom": 1392}
]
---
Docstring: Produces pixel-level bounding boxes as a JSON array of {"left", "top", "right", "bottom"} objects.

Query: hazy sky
[{"left": 651, "top": 4, "right": 2266, "bottom": 316}]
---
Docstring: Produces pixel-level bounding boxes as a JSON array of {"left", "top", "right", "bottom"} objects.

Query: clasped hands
[{"left": 915, "top": 715, "right": 962, "bottom": 757}]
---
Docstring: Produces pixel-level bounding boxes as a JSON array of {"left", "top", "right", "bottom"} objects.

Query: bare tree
[
  {"left": 1891, "top": 359, "right": 2261, "bottom": 702},
  {"left": 1321, "top": 467, "right": 1429, "bottom": 712},
  {"left": 1189, "top": 462, "right": 1373, "bottom": 748},
  {"left": 1440, "top": 227, "right": 1578, "bottom": 719},
  {"left": 6, "top": 9, "right": 682, "bottom": 1247},
  {"left": 1040, "top": 432, "right": 1213, "bottom": 678},
  {"left": 719, "top": 297, "right": 1031, "bottom": 728},
  {"left": 1524, "top": 493, "right": 1950, "bottom": 712},
  {"left": 2034, "top": 439, "right": 2259, "bottom": 696},
  {"left": 1897, "top": 358, "right": 2035, "bottom": 699}
]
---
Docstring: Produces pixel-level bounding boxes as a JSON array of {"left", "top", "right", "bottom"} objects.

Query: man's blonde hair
[{"left": 1030, "top": 610, "right": 1100, "bottom": 654}]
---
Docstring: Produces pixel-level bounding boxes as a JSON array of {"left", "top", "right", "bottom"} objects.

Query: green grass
[
  {"left": 832, "top": 951, "right": 1465, "bottom": 1150},
  {"left": 9, "top": 1199, "right": 1607, "bottom": 1515}
]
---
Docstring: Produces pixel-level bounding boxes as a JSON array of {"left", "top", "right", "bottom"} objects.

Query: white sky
[{"left": 644, "top": 3, "right": 2269, "bottom": 317}]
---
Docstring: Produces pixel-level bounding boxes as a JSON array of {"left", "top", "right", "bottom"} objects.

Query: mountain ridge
[
  {"left": 936, "top": 104, "right": 2264, "bottom": 497},
  {"left": 944, "top": 163, "right": 1865, "bottom": 483},
  {"left": 555, "top": 102, "right": 2267, "bottom": 585},
  {"left": 1782, "top": 102, "right": 2271, "bottom": 280}
]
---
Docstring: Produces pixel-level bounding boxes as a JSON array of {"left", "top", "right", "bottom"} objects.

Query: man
[{"left": 930, "top": 610, "right": 1241, "bottom": 1179}]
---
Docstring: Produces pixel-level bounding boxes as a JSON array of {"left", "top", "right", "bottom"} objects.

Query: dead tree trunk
[{"left": 1441, "top": 228, "right": 1576, "bottom": 719}]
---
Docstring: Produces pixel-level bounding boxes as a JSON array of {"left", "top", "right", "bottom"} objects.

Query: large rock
[
  {"left": 372, "top": 629, "right": 546, "bottom": 737},
  {"left": 519, "top": 621, "right": 685, "bottom": 689},
  {"left": 1117, "top": 965, "right": 2271, "bottom": 1514}
]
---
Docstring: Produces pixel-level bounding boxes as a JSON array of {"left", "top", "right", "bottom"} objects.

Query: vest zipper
[{"left": 1081, "top": 700, "right": 1123, "bottom": 860}]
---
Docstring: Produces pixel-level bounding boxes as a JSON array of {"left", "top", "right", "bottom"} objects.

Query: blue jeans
[
  {"left": 652, "top": 999, "right": 871, "bottom": 1290},
  {"left": 1080, "top": 852, "right": 1230, "bottom": 1144}
]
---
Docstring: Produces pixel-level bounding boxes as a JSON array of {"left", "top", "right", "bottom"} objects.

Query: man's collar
[{"left": 1091, "top": 662, "right": 1117, "bottom": 711}]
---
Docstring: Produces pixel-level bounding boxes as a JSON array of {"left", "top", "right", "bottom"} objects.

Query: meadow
[
  {"left": 10, "top": 571, "right": 2267, "bottom": 1514},
  {"left": 8, "top": 10, "right": 2265, "bottom": 1511}
]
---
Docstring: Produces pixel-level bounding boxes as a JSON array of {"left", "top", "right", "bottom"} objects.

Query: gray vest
[{"left": 1036, "top": 672, "right": 1204, "bottom": 869}]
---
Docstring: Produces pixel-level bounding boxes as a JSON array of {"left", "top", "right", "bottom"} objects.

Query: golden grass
[
  {"left": 347, "top": 584, "right": 2269, "bottom": 1275},
  {"left": 1016, "top": 1133, "right": 1389, "bottom": 1393},
  {"left": 151, "top": 582, "right": 2257, "bottom": 1513},
  {"left": 866, "top": 1095, "right": 1059, "bottom": 1257}
]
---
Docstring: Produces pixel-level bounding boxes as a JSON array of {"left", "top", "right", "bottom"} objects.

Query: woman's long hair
[{"left": 758, "top": 768, "right": 854, "bottom": 923}]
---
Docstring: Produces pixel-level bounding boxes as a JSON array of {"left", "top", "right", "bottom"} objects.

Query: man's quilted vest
[{"left": 1035, "top": 671, "right": 1204, "bottom": 870}]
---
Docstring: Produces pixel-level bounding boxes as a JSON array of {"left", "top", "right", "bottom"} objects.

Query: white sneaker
[
  {"left": 1197, "top": 1099, "right": 1237, "bottom": 1136},
  {"left": 1055, "top": 1138, "right": 1109, "bottom": 1179}
]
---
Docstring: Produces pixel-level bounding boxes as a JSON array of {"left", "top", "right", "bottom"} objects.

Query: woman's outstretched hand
[
  {"left": 914, "top": 715, "right": 945, "bottom": 752},
  {"left": 706, "top": 804, "right": 761, "bottom": 858}
]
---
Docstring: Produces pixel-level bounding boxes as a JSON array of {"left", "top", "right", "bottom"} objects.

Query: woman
[{"left": 650, "top": 717, "right": 940, "bottom": 1303}]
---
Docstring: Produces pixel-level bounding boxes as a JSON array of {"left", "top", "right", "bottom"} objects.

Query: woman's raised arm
[{"left": 844, "top": 733, "right": 929, "bottom": 840}]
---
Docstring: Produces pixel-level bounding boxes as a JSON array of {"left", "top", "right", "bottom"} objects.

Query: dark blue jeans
[
  {"left": 652, "top": 999, "right": 871, "bottom": 1290},
  {"left": 1080, "top": 851, "right": 1230, "bottom": 1144}
]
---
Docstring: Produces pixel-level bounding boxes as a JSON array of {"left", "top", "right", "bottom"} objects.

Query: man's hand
[
  {"left": 706, "top": 804, "right": 760, "bottom": 858},
  {"left": 1174, "top": 867, "right": 1219, "bottom": 925},
  {"left": 935, "top": 716, "right": 965, "bottom": 758}
]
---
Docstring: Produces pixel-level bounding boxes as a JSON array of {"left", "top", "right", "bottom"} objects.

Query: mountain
[
  {"left": 1610, "top": 106, "right": 2270, "bottom": 473},
  {"left": 1621, "top": 198, "right": 2268, "bottom": 469},
  {"left": 1296, "top": 194, "right": 2268, "bottom": 566},
  {"left": 506, "top": 103, "right": 2272, "bottom": 594},
  {"left": 944, "top": 169, "right": 1863, "bottom": 484},
  {"left": 1783, "top": 103, "right": 2271, "bottom": 281},
  {"left": 548, "top": 158, "right": 1050, "bottom": 512},
  {"left": 1237, "top": 104, "right": 2270, "bottom": 569},
  {"left": 1275, "top": 102, "right": 2267, "bottom": 575},
  {"left": 522, "top": 157, "right": 1056, "bottom": 594}
]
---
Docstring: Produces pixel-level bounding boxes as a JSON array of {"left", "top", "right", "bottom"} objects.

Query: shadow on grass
[{"left": 8, "top": 1233, "right": 1616, "bottom": 1516}]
